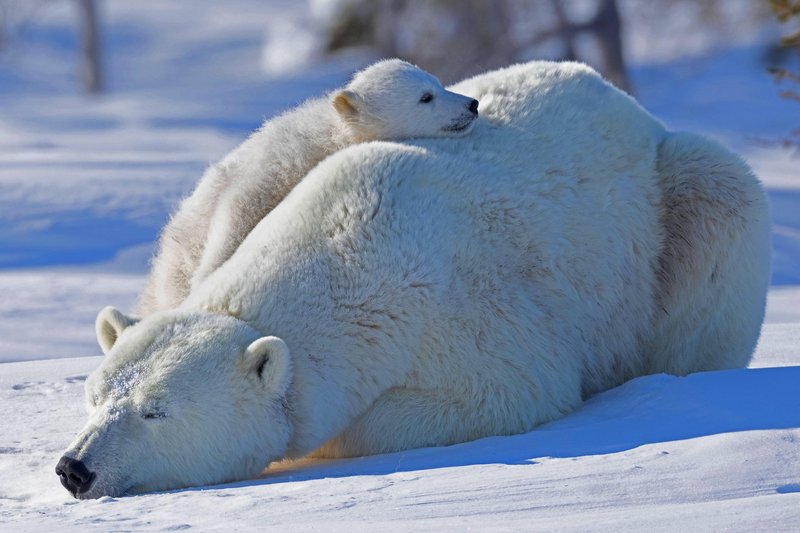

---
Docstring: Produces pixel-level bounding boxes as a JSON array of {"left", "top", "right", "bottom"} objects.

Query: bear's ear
[
  {"left": 95, "top": 306, "right": 139, "bottom": 355},
  {"left": 331, "top": 89, "right": 361, "bottom": 118},
  {"left": 244, "top": 336, "right": 292, "bottom": 396}
]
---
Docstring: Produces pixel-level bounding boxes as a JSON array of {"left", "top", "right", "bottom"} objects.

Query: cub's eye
[
  {"left": 419, "top": 92, "right": 434, "bottom": 103},
  {"left": 142, "top": 411, "right": 166, "bottom": 420}
]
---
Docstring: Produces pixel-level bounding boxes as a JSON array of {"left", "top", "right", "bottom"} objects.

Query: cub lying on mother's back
[
  {"left": 138, "top": 59, "right": 479, "bottom": 315},
  {"left": 58, "top": 61, "right": 769, "bottom": 499}
]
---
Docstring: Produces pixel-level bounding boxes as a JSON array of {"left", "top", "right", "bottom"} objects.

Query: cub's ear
[
  {"left": 331, "top": 89, "right": 361, "bottom": 118},
  {"left": 95, "top": 306, "right": 139, "bottom": 355},
  {"left": 244, "top": 336, "right": 292, "bottom": 396}
]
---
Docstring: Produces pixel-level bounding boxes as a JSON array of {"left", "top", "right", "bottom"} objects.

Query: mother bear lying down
[{"left": 58, "top": 61, "right": 770, "bottom": 498}]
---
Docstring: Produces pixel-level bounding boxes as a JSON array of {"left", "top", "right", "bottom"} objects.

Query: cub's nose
[
  {"left": 56, "top": 456, "right": 96, "bottom": 496},
  {"left": 468, "top": 99, "right": 479, "bottom": 115}
]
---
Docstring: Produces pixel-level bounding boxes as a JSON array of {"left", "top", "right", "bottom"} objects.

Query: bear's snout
[
  {"left": 56, "top": 456, "right": 96, "bottom": 497},
  {"left": 468, "top": 99, "right": 479, "bottom": 115}
]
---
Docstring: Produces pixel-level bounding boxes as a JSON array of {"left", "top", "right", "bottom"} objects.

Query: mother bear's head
[{"left": 56, "top": 306, "right": 292, "bottom": 498}]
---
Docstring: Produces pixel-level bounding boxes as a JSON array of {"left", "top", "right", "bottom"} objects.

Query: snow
[
  {"left": 0, "top": 1, "right": 798, "bottom": 530},
  {"left": 2, "top": 341, "right": 799, "bottom": 531}
]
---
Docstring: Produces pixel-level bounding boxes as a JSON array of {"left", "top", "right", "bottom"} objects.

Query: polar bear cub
[
  {"left": 331, "top": 58, "right": 481, "bottom": 141},
  {"left": 137, "top": 59, "right": 479, "bottom": 315}
]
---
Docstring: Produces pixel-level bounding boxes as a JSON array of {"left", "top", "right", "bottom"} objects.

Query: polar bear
[
  {"left": 57, "top": 61, "right": 770, "bottom": 499},
  {"left": 137, "top": 59, "right": 479, "bottom": 315}
]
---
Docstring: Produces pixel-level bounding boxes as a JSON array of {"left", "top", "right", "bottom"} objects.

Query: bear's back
[{"left": 190, "top": 61, "right": 669, "bottom": 410}]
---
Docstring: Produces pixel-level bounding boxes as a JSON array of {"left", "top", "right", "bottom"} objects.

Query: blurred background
[{"left": 0, "top": 0, "right": 798, "bottom": 362}]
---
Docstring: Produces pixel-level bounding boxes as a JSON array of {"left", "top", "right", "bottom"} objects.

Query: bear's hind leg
[{"left": 645, "top": 132, "right": 771, "bottom": 375}]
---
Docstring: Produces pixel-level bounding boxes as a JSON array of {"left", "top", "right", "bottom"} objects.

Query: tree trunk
[
  {"left": 593, "top": 0, "right": 630, "bottom": 92},
  {"left": 550, "top": 0, "right": 577, "bottom": 61},
  {"left": 77, "top": 0, "right": 102, "bottom": 94}
]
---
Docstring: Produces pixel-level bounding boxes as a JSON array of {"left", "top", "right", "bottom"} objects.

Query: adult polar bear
[{"left": 57, "top": 61, "right": 770, "bottom": 498}]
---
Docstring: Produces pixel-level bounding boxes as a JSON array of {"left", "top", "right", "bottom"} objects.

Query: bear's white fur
[
  {"left": 61, "top": 61, "right": 770, "bottom": 498},
  {"left": 137, "top": 59, "right": 478, "bottom": 314}
]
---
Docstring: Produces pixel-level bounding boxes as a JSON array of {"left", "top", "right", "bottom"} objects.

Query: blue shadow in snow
[
  {"left": 0, "top": 214, "right": 159, "bottom": 269},
  {"left": 172, "top": 365, "right": 800, "bottom": 494},
  {"left": 767, "top": 188, "right": 800, "bottom": 286}
]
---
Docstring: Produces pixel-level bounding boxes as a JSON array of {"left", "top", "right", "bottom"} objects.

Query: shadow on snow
[{"left": 167, "top": 365, "right": 800, "bottom": 495}]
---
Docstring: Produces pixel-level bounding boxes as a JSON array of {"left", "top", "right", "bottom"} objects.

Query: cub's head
[
  {"left": 56, "top": 307, "right": 292, "bottom": 498},
  {"left": 332, "top": 58, "right": 479, "bottom": 141}
]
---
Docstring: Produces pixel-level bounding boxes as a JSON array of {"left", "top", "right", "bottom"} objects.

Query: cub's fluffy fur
[{"left": 137, "top": 59, "right": 478, "bottom": 314}]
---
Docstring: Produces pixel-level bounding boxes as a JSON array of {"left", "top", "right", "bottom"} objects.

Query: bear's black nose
[
  {"left": 468, "top": 99, "right": 479, "bottom": 115},
  {"left": 56, "top": 456, "right": 96, "bottom": 496}
]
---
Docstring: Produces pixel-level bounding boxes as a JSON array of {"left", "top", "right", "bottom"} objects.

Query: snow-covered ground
[
  {"left": 0, "top": 1, "right": 798, "bottom": 530},
  {"left": 1, "top": 339, "right": 798, "bottom": 532}
]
